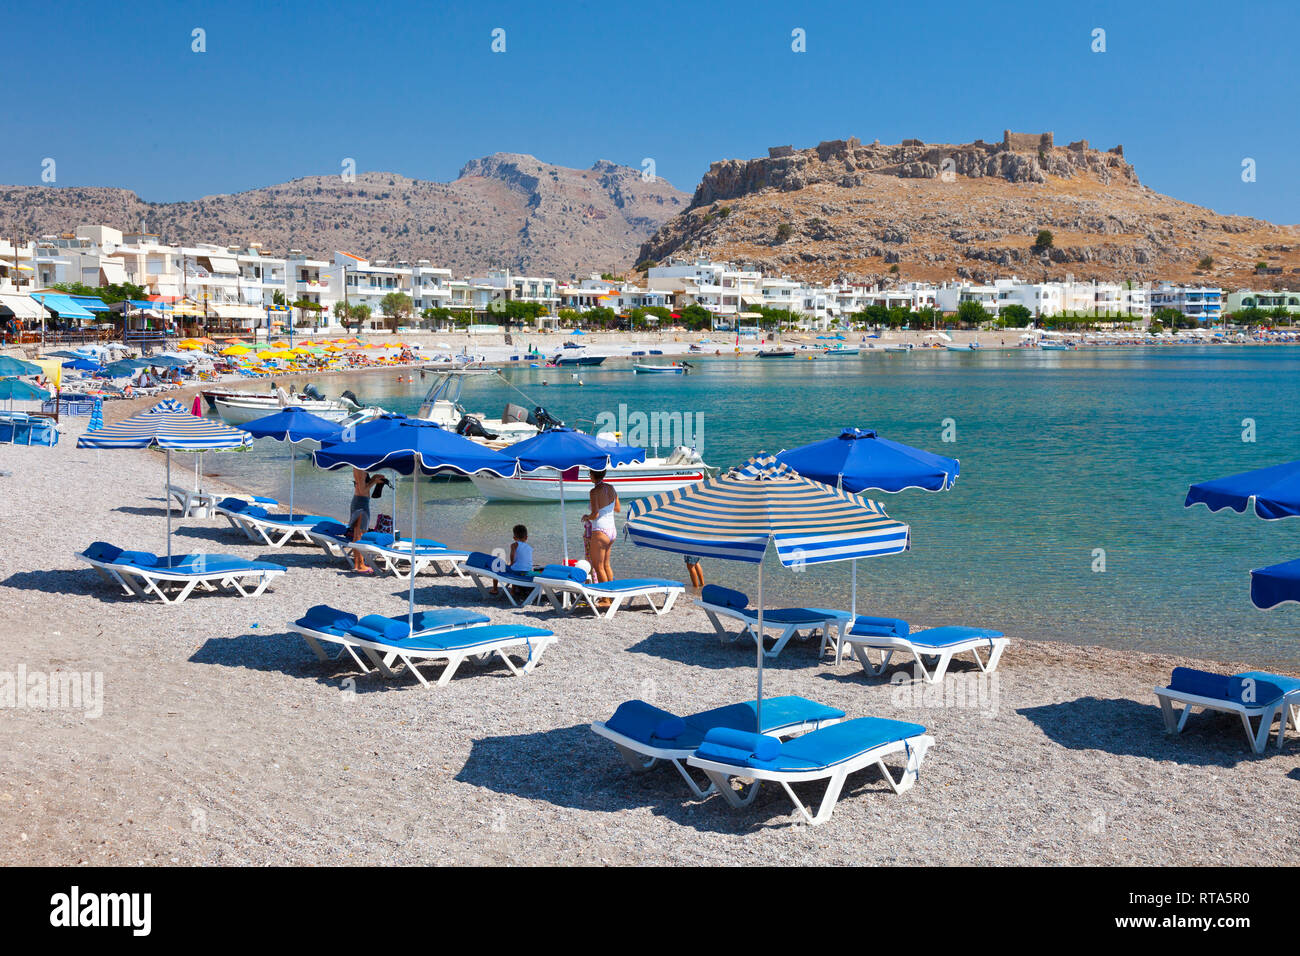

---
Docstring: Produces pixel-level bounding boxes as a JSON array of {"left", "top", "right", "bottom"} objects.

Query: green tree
[
  {"left": 1197, "top": 255, "right": 1214, "bottom": 271},
  {"left": 999, "top": 303, "right": 1032, "bottom": 327},
  {"left": 775, "top": 223, "right": 793, "bottom": 242},
  {"left": 1033, "top": 229, "right": 1054, "bottom": 250},
  {"left": 677, "top": 304, "right": 713, "bottom": 331},
  {"left": 956, "top": 300, "right": 990, "bottom": 326},
  {"left": 379, "top": 291, "right": 413, "bottom": 332}
]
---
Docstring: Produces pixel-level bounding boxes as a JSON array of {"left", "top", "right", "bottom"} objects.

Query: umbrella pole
[
  {"left": 851, "top": 559, "right": 857, "bottom": 620},
  {"left": 560, "top": 472, "right": 568, "bottom": 564},
  {"left": 288, "top": 444, "right": 295, "bottom": 519},
  {"left": 165, "top": 449, "right": 173, "bottom": 561},
  {"left": 409, "top": 470, "right": 417, "bottom": 633},
  {"left": 756, "top": 556, "right": 764, "bottom": 729}
]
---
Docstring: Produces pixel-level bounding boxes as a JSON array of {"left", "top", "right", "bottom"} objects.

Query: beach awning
[
  {"left": 31, "top": 293, "right": 95, "bottom": 320},
  {"left": 0, "top": 293, "right": 41, "bottom": 318},
  {"left": 100, "top": 260, "right": 128, "bottom": 284},
  {"left": 70, "top": 295, "right": 112, "bottom": 313},
  {"left": 204, "top": 255, "right": 240, "bottom": 274}
]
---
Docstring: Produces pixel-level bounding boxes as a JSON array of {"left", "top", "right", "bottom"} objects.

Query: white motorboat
[
  {"left": 470, "top": 446, "right": 712, "bottom": 501},
  {"left": 212, "top": 385, "right": 369, "bottom": 425},
  {"left": 414, "top": 372, "right": 547, "bottom": 446}
]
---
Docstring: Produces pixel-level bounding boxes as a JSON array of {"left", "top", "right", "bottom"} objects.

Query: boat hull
[
  {"left": 214, "top": 397, "right": 353, "bottom": 425},
  {"left": 470, "top": 465, "right": 707, "bottom": 501}
]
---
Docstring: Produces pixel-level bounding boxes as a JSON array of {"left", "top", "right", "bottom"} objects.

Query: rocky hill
[
  {"left": 638, "top": 132, "right": 1300, "bottom": 286},
  {"left": 0, "top": 154, "right": 687, "bottom": 277}
]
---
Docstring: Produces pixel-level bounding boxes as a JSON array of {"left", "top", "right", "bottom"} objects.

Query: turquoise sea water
[{"left": 208, "top": 347, "right": 1300, "bottom": 666}]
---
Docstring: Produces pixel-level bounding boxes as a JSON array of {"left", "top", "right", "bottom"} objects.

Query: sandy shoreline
[{"left": 1, "top": 416, "right": 1298, "bottom": 866}]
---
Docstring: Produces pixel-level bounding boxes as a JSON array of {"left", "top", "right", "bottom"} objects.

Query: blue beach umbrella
[
  {"left": 0, "top": 355, "right": 42, "bottom": 377},
  {"left": 776, "top": 427, "right": 958, "bottom": 615},
  {"left": 314, "top": 419, "right": 517, "bottom": 630},
  {"left": 775, "top": 427, "right": 959, "bottom": 493},
  {"left": 1186, "top": 460, "right": 1300, "bottom": 521},
  {"left": 238, "top": 407, "right": 344, "bottom": 518},
  {"left": 1186, "top": 460, "right": 1300, "bottom": 608},
  {"left": 101, "top": 359, "right": 150, "bottom": 379},
  {"left": 61, "top": 358, "right": 101, "bottom": 372},
  {"left": 78, "top": 402, "right": 251, "bottom": 559},
  {"left": 508, "top": 426, "right": 646, "bottom": 562},
  {"left": 627, "top": 454, "right": 910, "bottom": 720},
  {"left": 0, "top": 377, "right": 50, "bottom": 404}
]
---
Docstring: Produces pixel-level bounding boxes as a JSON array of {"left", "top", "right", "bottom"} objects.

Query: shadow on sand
[
  {"left": 1018, "top": 697, "right": 1274, "bottom": 768},
  {"left": 453, "top": 723, "right": 895, "bottom": 832}
]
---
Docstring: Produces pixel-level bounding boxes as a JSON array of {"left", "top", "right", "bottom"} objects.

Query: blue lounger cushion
[
  {"left": 606, "top": 700, "right": 688, "bottom": 745},
  {"left": 760, "top": 607, "right": 837, "bottom": 624},
  {"left": 695, "top": 728, "right": 782, "bottom": 764},
  {"left": 847, "top": 614, "right": 911, "bottom": 639},
  {"left": 466, "top": 551, "right": 534, "bottom": 580},
  {"left": 349, "top": 610, "right": 492, "bottom": 643},
  {"left": 311, "top": 520, "right": 349, "bottom": 539},
  {"left": 161, "top": 555, "right": 285, "bottom": 574},
  {"left": 701, "top": 584, "right": 748, "bottom": 610},
  {"left": 218, "top": 497, "right": 251, "bottom": 512},
  {"left": 85, "top": 541, "right": 124, "bottom": 563},
  {"left": 376, "top": 624, "right": 553, "bottom": 653},
  {"left": 583, "top": 578, "right": 683, "bottom": 593},
  {"left": 296, "top": 605, "right": 360, "bottom": 636},
  {"left": 540, "top": 564, "right": 587, "bottom": 583},
  {"left": 605, "top": 695, "right": 845, "bottom": 750},
  {"left": 698, "top": 716, "right": 928, "bottom": 772},
  {"left": 908, "top": 625, "right": 1004, "bottom": 646},
  {"left": 1170, "top": 667, "right": 1288, "bottom": 707}
]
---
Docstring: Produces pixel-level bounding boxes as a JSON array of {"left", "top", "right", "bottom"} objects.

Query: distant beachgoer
[
  {"left": 584, "top": 470, "right": 619, "bottom": 592},
  {"left": 491, "top": 524, "right": 534, "bottom": 598},
  {"left": 685, "top": 554, "right": 704, "bottom": 589},
  {"left": 348, "top": 468, "right": 385, "bottom": 573}
]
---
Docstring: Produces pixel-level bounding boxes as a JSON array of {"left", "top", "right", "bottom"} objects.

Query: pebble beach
[{"left": 1, "top": 415, "right": 1298, "bottom": 866}]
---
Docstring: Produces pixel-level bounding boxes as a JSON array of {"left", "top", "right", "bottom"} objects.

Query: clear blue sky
[{"left": 4, "top": 0, "right": 1297, "bottom": 222}]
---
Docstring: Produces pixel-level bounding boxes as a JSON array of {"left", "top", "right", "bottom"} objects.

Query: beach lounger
[
  {"left": 78, "top": 541, "right": 287, "bottom": 604},
  {"left": 214, "top": 495, "right": 279, "bottom": 537},
  {"left": 167, "top": 484, "right": 218, "bottom": 518},
  {"left": 342, "top": 617, "right": 557, "bottom": 686},
  {"left": 347, "top": 534, "right": 469, "bottom": 580},
  {"left": 534, "top": 564, "right": 684, "bottom": 620},
  {"left": 463, "top": 551, "right": 542, "bottom": 607},
  {"left": 214, "top": 497, "right": 332, "bottom": 547},
  {"left": 288, "top": 604, "right": 490, "bottom": 672},
  {"left": 1153, "top": 667, "right": 1300, "bottom": 753},
  {"left": 838, "top": 615, "right": 1008, "bottom": 683},
  {"left": 696, "top": 585, "right": 850, "bottom": 658},
  {"left": 686, "top": 717, "right": 935, "bottom": 825},
  {"left": 591, "top": 696, "right": 845, "bottom": 797}
]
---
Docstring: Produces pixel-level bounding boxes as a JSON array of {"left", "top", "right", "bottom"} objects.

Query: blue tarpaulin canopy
[
  {"left": 70, "top": 295, "right": 111, "bottom": 313},
  {"left": 30, "top": 293, "right": 95, "bottom": 320}
]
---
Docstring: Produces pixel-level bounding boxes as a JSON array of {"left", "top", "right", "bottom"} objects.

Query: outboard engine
[
  {"left": 501, "top": 402, "right": 530, "bottom": 425},
  {"left": 301, "top": 383, "right": 326, "bottom": 402},
  {"left": 455, "top": 415, "right": 498, "bottom": 440},
  {"left": 529, "top": 406, "right": 564, "bottom": 430},
  {"left": 339, "top": 389, "right": 363, "bottom": 409}
]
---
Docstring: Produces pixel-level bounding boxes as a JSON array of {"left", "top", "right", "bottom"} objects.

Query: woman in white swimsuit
[{"left": 583, "top": 469, "right": 619, "bottom": 586}]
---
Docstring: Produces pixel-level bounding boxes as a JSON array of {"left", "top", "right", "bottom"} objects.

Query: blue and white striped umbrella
[
  {"left": 627, "top": 455, "right": 910, "bottom": 723},
  {"left": 626, "top": 454, "right": 909, "bottom": 566},
  {"left": 77, "top": 402, "right": 249, "bottom": 558}
]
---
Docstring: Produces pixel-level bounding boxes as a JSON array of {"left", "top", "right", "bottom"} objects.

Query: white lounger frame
[
  {"left": 536, "top": 577, "right": 684, "bottom": 620},
  {"left": 79, "top": 553, "right": 285, "bottom": 605},
  {"left": 346, "top": 541, "right": 468, "bottom": 581},
  {"left": 463, "top": 565, "right": 542, "bottom": 607},
  {"left": 590, "top": 713, "right": 842, "bottom": 798},
  {"left": 698, "top": 600, "right": 847, "bottom": 659},
  {"left": 841, "top": 632, "right": 1009, "bottom": 682},
  {"left": 1153, "top": 685, "right": 1298, "bottom": 754},
  {"left": 688, "top": 733, "right": 935, "bottom": 825},
  {"left": 348, "top": 631, "right": 558, "bottom": 686},
  {"left": 167, "top": 484, "right": 217, "bottom": 518}
]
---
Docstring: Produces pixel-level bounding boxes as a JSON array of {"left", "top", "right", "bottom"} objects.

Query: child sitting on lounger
[{"left": 489, "top": 525, "right": 534, "bottom": 598}]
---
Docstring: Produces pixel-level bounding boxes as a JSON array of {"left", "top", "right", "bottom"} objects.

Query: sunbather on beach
[
  {"left": 583, "top": 470, "right": 618, "bottom": 595},
  {"left": 348, "top": 468, "right": 385, "bottom": 573}
]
